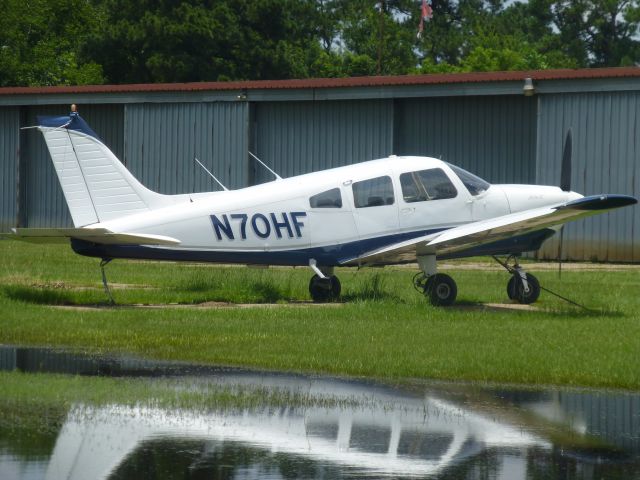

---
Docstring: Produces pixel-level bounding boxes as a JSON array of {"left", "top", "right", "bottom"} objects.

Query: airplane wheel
[
  {"left": 507, "top": 273, "right": 540, "bottom": 304},
  {"left": 309, "top": 275, "right": 341, "bottom": 303},
  {"left": 424, "top": 273, "right": 457, "bottom": 306}
]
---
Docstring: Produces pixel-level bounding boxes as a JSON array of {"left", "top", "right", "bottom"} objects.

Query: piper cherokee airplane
[{"left": 9, "top": 109, "right": 637, "bottom": 306}]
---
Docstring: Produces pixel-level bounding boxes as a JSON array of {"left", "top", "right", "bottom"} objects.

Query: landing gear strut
[
  {"left": 308, "top": 259, "right": 341, "bottom": 302},
  {"left": 414, "top": 255, "right": 457, "bottom": 306},
  {"left": 493, "top": 255, "right": 541, "bottom": 304},
  {"left": 100, "top": 258, "right": 116, "bottom": 305}
]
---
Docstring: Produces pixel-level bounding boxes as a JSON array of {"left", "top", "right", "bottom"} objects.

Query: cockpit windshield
[{"left": 445, "top": 163, "right": 491, "bottom": 196}]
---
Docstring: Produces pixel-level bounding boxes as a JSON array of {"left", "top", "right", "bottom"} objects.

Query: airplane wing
[
  {"left": 6, "top": 228, "right": 181, "bottom": 246},
  {"left": 342, "top": 194, "right": 637, "bottom": 266}
]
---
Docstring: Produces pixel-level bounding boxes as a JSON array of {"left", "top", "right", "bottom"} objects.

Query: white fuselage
[{"left": 92, "top": 156, "right": 577, "bottom": 266}]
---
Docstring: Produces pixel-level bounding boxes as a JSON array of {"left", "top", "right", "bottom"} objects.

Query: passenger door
[
  {"left": 307, "top": 186, "right": 359, "bottom": 248},
  {"left": 350, "top": 175, "right": 399, "bottom": 245}
]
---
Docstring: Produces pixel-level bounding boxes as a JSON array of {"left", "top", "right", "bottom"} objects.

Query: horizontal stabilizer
[{"left": 9, "top": 228, "right": 181, "bottom": 246}]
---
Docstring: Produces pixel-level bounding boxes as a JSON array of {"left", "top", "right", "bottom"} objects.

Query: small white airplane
[{"left": 9, "top": 108, "right": 637, "bottom": 306}]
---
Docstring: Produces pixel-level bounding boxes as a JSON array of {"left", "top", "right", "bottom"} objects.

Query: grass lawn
[{"left": 1, "top": 240, "right": 639, "bottom": 390}]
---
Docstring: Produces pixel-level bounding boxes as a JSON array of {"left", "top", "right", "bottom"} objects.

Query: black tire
[
  {"left": 309, "top": 274, "right": 341, "bottom": 302},
  {"left": 507, "top": 273, "right": 540, "bottom": 304},
  {"left": 424, "top": 273, "right": 457, "bottom": 306}
]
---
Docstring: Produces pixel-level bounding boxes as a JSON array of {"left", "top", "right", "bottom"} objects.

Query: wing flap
[
  {"left": 9, "top": 228, "right": 181, "bottom": 246},
  {"left": 340, "top": 231, "right": 441, "bottom": 266}
]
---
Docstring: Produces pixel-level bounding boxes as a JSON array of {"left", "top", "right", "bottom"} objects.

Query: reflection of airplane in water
[
  {"left": 1, "top": 348, "right": 636, "bottom": 478},
  {"left": 45, "top": 374, "right": 550, "bottom": 479}
]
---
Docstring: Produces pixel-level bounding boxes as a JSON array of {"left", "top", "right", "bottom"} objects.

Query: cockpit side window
[
  {"left": 400, "top": 168, "right": 457, "bottom": 203},
  {"left": 309, "top": 188, "right": 342, "bottom": 208},
  {"left": 445, "top": 163, "right": 491, "bottom": 196},
  {"left": 352, "top": 176, "right": 395, "bottom": 208}
]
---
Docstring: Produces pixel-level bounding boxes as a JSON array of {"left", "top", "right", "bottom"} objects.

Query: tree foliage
[
  {"left": 0, "top": 0, "right": 104, "bottom": 87},
  {"left": 0, "top": 0, "right": 639, "bottom": 86}
]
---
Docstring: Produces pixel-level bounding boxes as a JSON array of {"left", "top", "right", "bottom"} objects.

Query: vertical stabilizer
[{"left": 38, "top": 112, "right": 173, "bottom": 227}]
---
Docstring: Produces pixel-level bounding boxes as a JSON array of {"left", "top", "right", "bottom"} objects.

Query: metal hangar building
[{"left": 0, "top": 67, "right": 638, "bottom": 262}]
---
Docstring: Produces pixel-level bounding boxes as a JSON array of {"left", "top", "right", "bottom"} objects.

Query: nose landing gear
[{"left": 494, "top": 255, "right": 541, "bottom": 304}]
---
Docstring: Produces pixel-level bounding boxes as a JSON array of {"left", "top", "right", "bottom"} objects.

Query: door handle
[{"left": 400, "top": 208, "right": 414, "bottom": 214}]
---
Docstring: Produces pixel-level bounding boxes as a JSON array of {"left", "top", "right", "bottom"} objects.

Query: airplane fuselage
[{"left": 75, "top": 156, "right": 575, "bottom": 266}]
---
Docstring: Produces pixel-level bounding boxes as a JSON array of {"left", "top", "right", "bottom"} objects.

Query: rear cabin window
[
  {"left": 309, "top": 188, "right": 342, "bottom": 208},
  {"left": 400, "top": 168, "right": 457, "bottom": 203},
  {"left": 352, "top": 176, "right": 395, "bottom": 208}
]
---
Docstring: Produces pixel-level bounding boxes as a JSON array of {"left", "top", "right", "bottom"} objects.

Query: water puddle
[{"left": 0, "top": 346, "right": 638, "bottom": 479}]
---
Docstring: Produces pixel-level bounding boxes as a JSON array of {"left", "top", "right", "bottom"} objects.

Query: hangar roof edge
[{"left": 1, "top": 67, "right": 639, "bottom": 96}]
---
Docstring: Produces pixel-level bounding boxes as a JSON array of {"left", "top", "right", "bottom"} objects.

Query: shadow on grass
[
  {"left": 541, "top": 307, "right": 626, "bottom": 318},
  {"left": 451, "top": 299, "right": 624, "bottom": 317},
  {"left": 2, "top": 285, "right": 76, "bottom": 305},
  {"left": 341, "top": 274, "right": 400, "bottom": 303},
  {"left": 248, "top": 280, "right": 289, "bottom": 303}
]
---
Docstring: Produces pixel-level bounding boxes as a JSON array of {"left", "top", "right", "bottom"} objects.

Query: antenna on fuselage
[
  {"left": 249, "top": 151, "right": 282, "bottom": 181},
  {"left": 194, "top": 157, "right": 229, "bottom": 191}
]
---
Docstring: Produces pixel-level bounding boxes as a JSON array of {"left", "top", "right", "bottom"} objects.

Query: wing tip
[{"left": 559, "top": 194, "right": 637, "bottom": 211}]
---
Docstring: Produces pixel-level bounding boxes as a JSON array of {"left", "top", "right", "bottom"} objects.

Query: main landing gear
[
  {"left": 413, "top": 255, "right": 458, "bottom": 307},
  {"left": 413, "top": 254, "right": 541, "bottom": 307},
  {"left": 308, "top": 259, "right": 341, "bottom": 302},
  {"left": 414, "top": 272, "right": 458, "bottom": 306}
]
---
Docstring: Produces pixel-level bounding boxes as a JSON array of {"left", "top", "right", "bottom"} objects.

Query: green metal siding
[
  {"left": 124, "top": 103, "right": 248, "bottom": 192},
  {"left": 253, "top": 100, "right": 393, "bottom": 184},
  {"left": 536, "top": 93, "right": 639, "bottom": 262},
  {"left": 0, "top": 108, "right": 19, "bottom": 232},
  {"left": 394, "top": 96, "right": 537, "bottom": 184}
]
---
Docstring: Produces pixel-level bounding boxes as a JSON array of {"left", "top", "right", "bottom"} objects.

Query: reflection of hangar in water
[{"left": 1, "top": 67, "right": 639, "bottom": 261}]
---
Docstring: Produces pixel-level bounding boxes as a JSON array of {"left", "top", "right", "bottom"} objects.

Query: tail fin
[{"left": 37, "top": 112, "right": 174, "bottom": 227}]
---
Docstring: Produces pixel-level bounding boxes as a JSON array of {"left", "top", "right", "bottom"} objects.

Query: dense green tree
[
  {"left": 1, "top": 0, "right": 639, "bottom": 87},
  {"left": 550, "top": 0, "right": 640, "bottom": 67},
  {"left": 414, "top": 0, "right": 578, "bottom": 73},
  {"left": 331, "top": 0, "right": 418, "bottom": 75},
  {"left": 0, "top": 0, "right": 104, "bottom": 86},
  {"left": 84, "top": 0, "right": 322, "bottom": 83}
]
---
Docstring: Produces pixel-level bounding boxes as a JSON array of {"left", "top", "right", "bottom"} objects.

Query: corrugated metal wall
[
  {"left": 253, "top": 100, "right": 393, "bottom": 183},
  {"left": 0, "top": 108, "right": 19, "bottom": 232},
  {"left": 395, "top": 96, "right": 537, "bottom": 184},
  {"left": 124, "top": 103, "right": 249, "bottom": 192},
  {"left": 1, "top": 91, "right": 638, "bottom": 261},
  {"left": 20, "top": 104, "right": 124, "bottom": 228},
  {"left": 536, "top": 93, "right": 639, "bottom": 261}
]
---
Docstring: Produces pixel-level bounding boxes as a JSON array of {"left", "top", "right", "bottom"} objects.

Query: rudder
[{"left": 38, "top": 112, "right": 173, "bottom": 227}]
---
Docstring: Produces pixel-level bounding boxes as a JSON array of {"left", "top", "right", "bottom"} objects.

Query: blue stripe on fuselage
[
  {"left": 71, "top": 229, "right": 443, "bottom": 266},
  {"left": 70, "top": 228, "right": 556, "bottom": 266}
]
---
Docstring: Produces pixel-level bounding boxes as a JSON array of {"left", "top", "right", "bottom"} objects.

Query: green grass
[{"left": 1, "top": 240, "right": 639, "bottom": 389}]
